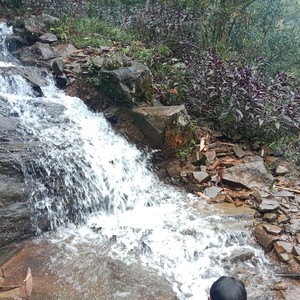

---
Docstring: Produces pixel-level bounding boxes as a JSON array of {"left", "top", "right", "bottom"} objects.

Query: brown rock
[
  {"left": 271, "top": 282, "right": 288, "bottom": 291},
  {"left": 254, "top": 224, "right": 280, "bottom": 252},
  {"left": 296, "top": 233, "right": 300, "bottom": 244},
  {"left": 233, "top": 145, "right": 246, "bottom": 158},
  {"left": 133, "top": 105, "right": 193, "bottom": 157},
  {"left": 235, "top": 200, "right": 243, "bottom": 207},
  {"left": 263, "top": 213, "right": 277, "bottom": 222},
  {"left": 274, "top": 241, "right": 293, "bottom": 254},
  {"left": 278, "top": 214, "right": 289, "bottom": 223},
  {"left": 192, "top": 171, "right": 210, "bottom": 184},
  {"left": 263, "top": 224, "right": 282, "bottom": 235},
  {"left": 205, "top": 150, "right": 216, "bottom": 162}
]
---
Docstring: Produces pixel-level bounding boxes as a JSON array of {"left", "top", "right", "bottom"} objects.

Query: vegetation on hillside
[{"left": 3, "top": 0, "right": 300, "bottom": 162}]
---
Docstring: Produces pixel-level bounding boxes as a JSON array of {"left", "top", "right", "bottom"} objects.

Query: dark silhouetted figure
[{"left": 209, "top": 276, "right": 247, "bottom": 300}]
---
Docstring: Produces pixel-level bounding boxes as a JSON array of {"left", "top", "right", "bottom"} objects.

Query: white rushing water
[{"left": 0, "top": 23, "right": 275, "bottom": 299}]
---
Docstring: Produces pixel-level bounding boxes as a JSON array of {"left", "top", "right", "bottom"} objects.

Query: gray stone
[
  {"left": 275, "top": 165, "right": 290, "bottom": 175},
  {"left": 203, "top": 186, "right": 223, "bottom": 198},
  {"left": 32, "top": 42, "right": 56, "bottom": 60},
  {"left": 132, "top": 105, "right": 193, "bottom": 157},
  {"left": 52, "top": 58, "right": 64, "bottom": 75},
  {"left": 98, "top": 55, "right": 152, "bottom": 106},
  {"left": 275, "top": 190, "right": 295, "bottom": 198},
  {"left": 39, "top": 32, "right": 58, "bottom": 43},
  {"left": 91, "top": 56, "right": 105, "bottom": 69},
  {"left": 53, "top": 43, "right": 77, "bottom": 58},
  {"left": 192, "top": 171, "right": 210, "bottom": 184},
  {"left": 258, "top": 199, "right": 280, "bottom": 212},
  {"left": 222, "top": 156, "right": 274, "bottom": 190},
  {"left": 285, "top": 219, "right": 300, "bottom": 235}
]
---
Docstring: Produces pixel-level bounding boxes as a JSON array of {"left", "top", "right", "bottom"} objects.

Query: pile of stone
[{"left": 158, "top": 130, "right": 300, "bottom": 275}]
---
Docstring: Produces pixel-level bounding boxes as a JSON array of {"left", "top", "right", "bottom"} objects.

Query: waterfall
[{"left": 0, "top": 23, "right": 276, "bottom": 300}]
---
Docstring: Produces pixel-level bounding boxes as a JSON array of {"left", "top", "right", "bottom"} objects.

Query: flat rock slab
[
  {"left": 222, "top": 157, "right": 274, "bottom": 190},
  {"left": 258, "top": 199, "right": 280, "bottom": 212},
  {"left": 1, "top": 241, "right": 177, "bottom": 300}
]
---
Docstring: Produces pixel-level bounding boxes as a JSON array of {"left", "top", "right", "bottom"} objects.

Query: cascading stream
[{"left": 0, "top": 23, "right": 276, "bottom": 299}]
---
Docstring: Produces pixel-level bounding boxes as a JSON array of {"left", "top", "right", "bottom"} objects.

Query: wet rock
[
  {"left": 192, "top": 171, "right": 210, "bottom": 184},
  {"left": 132, "top": 105, "right": 193, "bottom": 157},
  {"left": 263, "top": 224, "right": 282, "bottom": 235},
  {"left": 52, "top": 58, "right": 64, "bottom": 75},
  {"left": 254, "top": 224, "right": 280, "bottom": 252},
  {"left": 222, "top": 157, "right": 274, "bottom": 190},
  {"left": 32, "top": 41, "right": 56, "bottom": 60},
  {"left": 0, "top": 65, "right": 48, "bottom": 96},
  {"left": 55, "top": 74, "right": 67, "bottom": 89},
  {"left": 258, "top": 199, "right": 280, "bottom": 212},
  {"left": 166, "top": 161, "right": 182, "bottom": 179},
  {"left": 229, "top": 249, "right": 255, "bottom": 263},
  {"left": 285, "top": 219, "right": 300, "bottom": 235}
]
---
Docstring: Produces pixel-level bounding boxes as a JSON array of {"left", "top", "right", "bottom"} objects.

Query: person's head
[{"left": 209, "top": 276, "right": 247, "bottom": 300}]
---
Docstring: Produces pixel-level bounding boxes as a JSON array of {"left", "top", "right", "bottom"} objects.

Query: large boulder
[
  {"left": 92, "top": 54, "right": 153, "bottom": 106},
  {"left": 12, "top": 14, "right": 59, "bottom": 46},
  {"left": 132, "top": 105, "right": 193, "bottom": 157}
]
